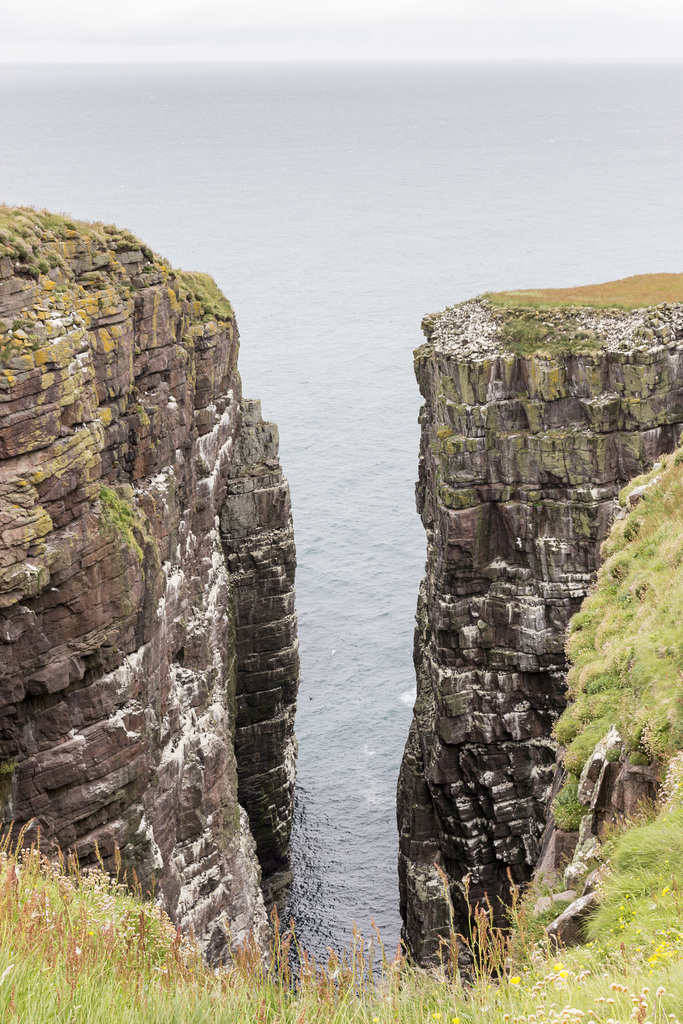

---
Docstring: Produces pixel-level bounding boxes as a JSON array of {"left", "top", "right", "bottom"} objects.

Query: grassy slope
[
  {"left": 556, "top": 448, "right": 683, "bottom": 775},
  {"left": 486, "top": 272, "right": 683, "bottom": 309},
  {"left": 3, "top": 840, "right": 683, "bottom": 1024}
]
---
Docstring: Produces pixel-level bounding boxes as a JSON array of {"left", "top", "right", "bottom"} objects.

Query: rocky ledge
[
  {"left": 397, "top": 293, "right": 683, "bottom": 963},
  {"left": 0, "top": 207, "right": 299, "bottom": 960}
]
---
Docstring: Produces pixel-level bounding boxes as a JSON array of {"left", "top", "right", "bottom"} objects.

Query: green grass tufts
[
  {"left": 3, "top": 833, "right": 683, "bottom": 1023},
  {"left": 98, "top": 486, "right": 145, "bottom": 564},
  {"left": 587, "top": 801, "right": 683, "bottom": 948},
  {"left": 174, "top": 269, "right": 233, "bottom": 323},
  {"left": 553, "top": 776, "right": 585, "bottom": 831}
]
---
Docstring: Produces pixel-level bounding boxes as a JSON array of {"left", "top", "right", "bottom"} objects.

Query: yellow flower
[
  {"left": 452, "top": 1019, "right": 460, "bottom": 1024},
  {"left": 509, "top": 976, "right": 521, "bottom": 985},
  {"left": 553, "top": 962, "right": 564, "bottom": 972},
  {"left": 433, "top": 1016, "right": 441, "bottom": 1021},
  {"left": 558, "top": 970, "right": 569, "bottom": 978}
]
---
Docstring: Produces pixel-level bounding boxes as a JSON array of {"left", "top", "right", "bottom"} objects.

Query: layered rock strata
[
  {"left": 221, "top": 402, "right": 299, "bottom": 907},
  {"left": 0, "top": 208, "right": 299, "bottom": 959},
  {"left": 397, "top": 298, "right": 683, "bottom": 963}
]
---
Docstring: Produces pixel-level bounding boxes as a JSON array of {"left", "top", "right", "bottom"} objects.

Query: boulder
[{"left": 546, "top": 892, "right": 599, "bottom": 946}]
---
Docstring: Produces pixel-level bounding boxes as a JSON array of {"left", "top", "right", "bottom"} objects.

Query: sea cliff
[
  {"left": 0, "top": 207, "right": 299, "bottom": 958},
  {"left": 397, "top": 283, "right": 683, "bottom": 962}
]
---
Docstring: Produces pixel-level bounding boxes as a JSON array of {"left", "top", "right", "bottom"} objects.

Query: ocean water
[{"left": 1, "top": 60, "right": 682, "bottom": 958}]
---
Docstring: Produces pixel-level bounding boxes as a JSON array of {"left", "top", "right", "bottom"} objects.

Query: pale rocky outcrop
[
  {"left": 537, "top": 729, "right": 659, "bottom": 894},
  {"left": 545, "top": 891, "right": 598, "bottom": 947},
  {"left": 0, "top": 209, "right": 299, "bottom": 960},
  {"left": 397, "top": 298, "right": 683, "bottom": 963}
]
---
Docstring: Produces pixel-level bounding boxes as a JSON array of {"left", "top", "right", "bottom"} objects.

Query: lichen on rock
[{"left": 0, "top": 206, "right": 299, "bottom": 960}]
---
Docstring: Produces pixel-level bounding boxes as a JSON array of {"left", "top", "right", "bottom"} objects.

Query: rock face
[
  {"left": 222, "top": 403, "right": 299, "bottom": 907},
  {"left": 0, "top": 208, "right": 299, "bottom": 960},
  {"left": 545, "top": 891, "right": 598, "bottom": 947},
  {"left": 537, "top": 731, "right": 659, "bottom": 895},
  {"left": 397, "top": 297, "right": 683, "bottom": 963}
]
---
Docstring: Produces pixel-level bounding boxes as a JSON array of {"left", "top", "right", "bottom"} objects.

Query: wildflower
[
  {"left": 558, "top": 970, "right": 569, "bottom": 978},
  {"left": 433, "top": 1016, "right": 441, "bottom": 1021},
  {"left": 510, "top": 976, "right": 521, "bottom": 985},
  {"left": 553, "top": 962, "right": 564, "bottom": 972},
  {"left": 373, "top": 1019, "right": 379, "bottom": 1022},
  {"left": 657, "top": 987, "right": 666, "bottom": 998},
  {"left": 452, "top": 1019, "right": 460, "bottom": 1023}
]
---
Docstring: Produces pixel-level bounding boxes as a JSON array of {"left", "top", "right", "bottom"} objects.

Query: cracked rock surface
[
  {"left": 397, "top": 297, "right": 683, "bottom": 964},
  {"left": 0, "top": 208, "right": 299, "bottom": 960}
]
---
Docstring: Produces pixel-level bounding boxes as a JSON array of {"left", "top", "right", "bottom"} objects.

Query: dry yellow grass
[{"left": 486, "top": 272, "right": 683, "bottom": 309}]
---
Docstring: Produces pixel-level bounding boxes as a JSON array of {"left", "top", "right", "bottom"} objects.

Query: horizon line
[{"left": 2, "top": 56, "right": 683, "bottom": 65}]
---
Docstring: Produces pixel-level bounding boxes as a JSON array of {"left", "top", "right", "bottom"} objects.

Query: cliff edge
[
  {"left": 0, "top": 207, "right": 299, "bottom": 958},
  {"left": 397, "top": 276, "right": 683, "bottom": 963}
]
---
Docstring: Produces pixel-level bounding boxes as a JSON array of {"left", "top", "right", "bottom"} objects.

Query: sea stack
[{"left": 397, "top": 281, "right": 683, "bottom": 963}]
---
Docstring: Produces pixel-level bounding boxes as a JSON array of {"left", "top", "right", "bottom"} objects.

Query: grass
[
  {"left": 98, "top": 486, "right": 146, "bottom": 564},
  {"left": 0, "top": 206, "right": 137, "bottom": 271},
  {"left": 471, "top": 272, "right": 683, "bottom": 356},
  {"left": 485, "top": 273, "right": 683, "bottom": 310},
  {"left": 174, "top": 269, "right": 234, "bottom": 322},
  {"left": 555, "top": 446, "right": 683, "bottom": 778},
  {"left": 588, "top": 792, "right": 683, "bottom": 948},
  {"left": 553, "top": 779, "right": 585, "bottom": 832},
  {"left": 2, "top": 834, "right": 683, "bottom": 1024},
  {"left": 498, "top": 313, "right": 603, "bottom": 358}
]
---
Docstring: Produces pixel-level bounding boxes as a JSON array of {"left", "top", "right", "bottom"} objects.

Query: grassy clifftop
[
  {"left": 0, "top": 205, "right": 232, "bottom": 356},
  {"left": 486, "top": 272, "right": 683, "bottom": 310},
  {"left": 424, "top": 272, "right": 683, "bottom": 360}
]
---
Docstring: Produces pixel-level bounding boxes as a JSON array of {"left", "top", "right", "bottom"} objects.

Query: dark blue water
[{"left": 1, "top": 61, "right": 681, "bottom": 957}]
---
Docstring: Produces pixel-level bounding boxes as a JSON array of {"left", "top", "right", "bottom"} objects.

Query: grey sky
[{"left": 1, "top": 0, "right": 682, "bottom": 61}]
